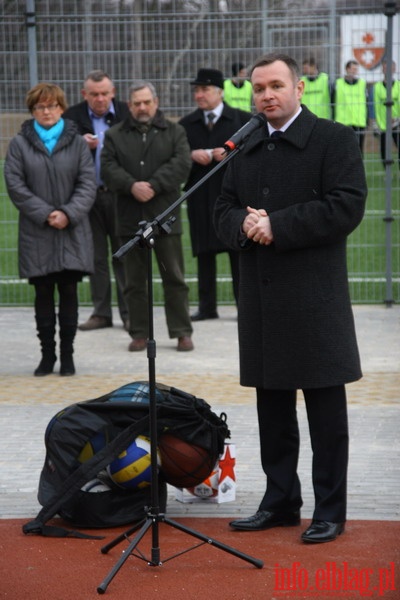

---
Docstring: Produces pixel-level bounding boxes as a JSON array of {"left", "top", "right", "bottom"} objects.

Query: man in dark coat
[
  {"left": 179, "top": 68, "right": 251, "bottom": 320},
  {"left": 214, "top": 53, "right": 367, "bottom": 544},
  {"left": 64, "top": 70, "right": 130, "bottom": 331}
]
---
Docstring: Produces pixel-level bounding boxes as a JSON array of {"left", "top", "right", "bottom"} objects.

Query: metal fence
[{"left": 1, "top": 0, "right": 399, "bottom": 305}]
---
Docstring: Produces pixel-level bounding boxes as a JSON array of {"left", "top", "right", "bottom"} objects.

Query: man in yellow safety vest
[
  {"left": 373, "top": 60, "right": 400, "bottom": 170},
  {"left": 333, "top": 60, "right": 368, "bottom": 155},
  {"left": 301, "top": 57, "right": 332, "bottom": 120},
  {"left": 223, "top": 63, "right": 253, "bottom": 112}
]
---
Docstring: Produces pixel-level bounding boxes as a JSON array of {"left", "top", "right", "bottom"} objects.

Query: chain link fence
[{"left": 1, "top": 0, "right": 399, "bottom": 305}]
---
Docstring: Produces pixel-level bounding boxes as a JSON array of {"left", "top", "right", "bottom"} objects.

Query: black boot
[
  {"left": 60, "top": 353, "right": 75, "bottom": 376},
  {"left": 59, "top": 320, "right": 77, "bottom": 376},
  {"left": 34, "top": 319, "right": 57, "bottom": 377}
]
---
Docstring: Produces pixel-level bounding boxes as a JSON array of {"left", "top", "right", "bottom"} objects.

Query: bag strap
[
  {"left": 23, "top": 414, "right": 150, "bottom": 537},
  {"left": 24, "top": 522, "right": 105, "bottom": 540}
]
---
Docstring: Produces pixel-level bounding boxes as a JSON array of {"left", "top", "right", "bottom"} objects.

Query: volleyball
[
  {"left": 78, "top": 430, "right": 108, "bottom": 463},
  {"left": 107, "top": 435, "right": 159, "bottom": 490}
]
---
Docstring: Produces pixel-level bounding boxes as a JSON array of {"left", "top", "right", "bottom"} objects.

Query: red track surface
[{"left": 1, "top": 518, "right": 399, "bottom": 599}]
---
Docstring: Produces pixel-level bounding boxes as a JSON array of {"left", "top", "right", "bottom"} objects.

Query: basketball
[
  {"left": 158, "top": 433, "right": 215, "bottom": 488},
  {"left": 107, "top": 435, "right": 159, "bottom": 490}
]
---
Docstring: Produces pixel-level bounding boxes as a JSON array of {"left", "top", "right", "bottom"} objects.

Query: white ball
[{"left": 81, "top": 478, "right": 112, "bottom": 493}]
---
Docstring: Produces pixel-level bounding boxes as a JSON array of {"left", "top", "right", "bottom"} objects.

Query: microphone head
[{"left": 223, "top": 112, "right": 266, "bottom": 151}]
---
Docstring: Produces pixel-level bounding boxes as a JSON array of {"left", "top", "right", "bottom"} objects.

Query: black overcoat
[
  {"left": 214, "top": 106, "right": 367, "bottom": 390},
  {"left": 180, "top": 103, "right": 251, "bottom": 255}
]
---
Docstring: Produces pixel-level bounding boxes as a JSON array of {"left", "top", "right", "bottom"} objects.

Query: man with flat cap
[{"left": 180, "top": 68, "right": 251, "bottom": 321}]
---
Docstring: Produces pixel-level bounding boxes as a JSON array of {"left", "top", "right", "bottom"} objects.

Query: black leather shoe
[
  {"left": 190, "top": 310, "right": 219, "bottom": 322},
  {"left": 301, "top": 520, "right": 345, "bottom": 543},
  {"left": 229, "top": 510, "right": 300, "bottom": 531}
]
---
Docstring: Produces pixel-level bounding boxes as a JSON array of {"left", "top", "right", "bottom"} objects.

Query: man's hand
[
  {"left": 242, "top": 206, "right": 273, "bottom": 245},
  {"left": 83, "top": 133, "right": 99, "bottom": 150},
  {"left": 191, "top": 147, "right": 228, "bottom": 165},
  {"left": 191, "top": 149, "right": 213, "bottom": 165},
  {"left": 131, "top": 181, "right": 155, "bottom": 202},
  {"left": 212, "top": 147, "right": 227, "bottom": 162},
  {"left": 48, "top": 210, "right": 69, "bottom": 229}
]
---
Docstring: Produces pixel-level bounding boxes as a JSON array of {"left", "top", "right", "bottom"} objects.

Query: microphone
[{"left": 223, "top": 113, "right": 267, "bottom": 152}]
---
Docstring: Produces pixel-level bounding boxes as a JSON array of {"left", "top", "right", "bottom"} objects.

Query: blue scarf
[{"left": 34, "top": 118, "right": 65, "bottom": 154}]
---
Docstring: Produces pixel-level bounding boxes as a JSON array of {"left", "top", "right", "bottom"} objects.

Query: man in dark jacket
[
  {"left": 101, "top": 80, "right": 193, "bottom": 352},
  {"left": 64, "top": 70, "right": 129, "bottom": 331},
  {"left": 180, "top": 69, "right": 251, "bottom": 321},
  {"left": 214, "top": 54, "right": 367, "bottom": 543}
]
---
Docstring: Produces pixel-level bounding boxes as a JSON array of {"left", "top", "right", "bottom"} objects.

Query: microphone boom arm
[{"left": 113, "top": 145, "right": 242, "bottom": 261}]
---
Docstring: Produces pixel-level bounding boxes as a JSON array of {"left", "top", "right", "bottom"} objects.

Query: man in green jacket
[{"left": 101, "top": 80, "right": 194, "bottom": 352}]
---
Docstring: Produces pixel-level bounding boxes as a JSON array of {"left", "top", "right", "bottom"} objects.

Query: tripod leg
[
  {"left": 162, "top": 516, "right": 264, "bottom": 569},
  {"left": 97, "top": 518, "right": 153, "bottom": 594},
  {"left": 100, "top": 518, "right": 146, "bottom": 554}
]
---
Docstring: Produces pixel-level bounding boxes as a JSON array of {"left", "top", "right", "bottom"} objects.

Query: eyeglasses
[{"left": 33, "top": 103, "right": 60, "bottom": 113}]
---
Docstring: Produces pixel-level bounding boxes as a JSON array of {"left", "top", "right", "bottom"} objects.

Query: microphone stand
[{"left": 97, "top": 143, "right": 264, "bottom": 595}]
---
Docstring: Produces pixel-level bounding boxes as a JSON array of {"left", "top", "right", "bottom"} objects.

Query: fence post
[
  {"left": 26, "top": 0, "right": 38, "bottom": 87},
  {"left": 383, "top": 1, "right": 397, "bottom": 307}
]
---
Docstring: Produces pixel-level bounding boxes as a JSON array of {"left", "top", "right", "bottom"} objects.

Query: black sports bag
[{"left": 23, "top": 381, "right": 229, "bottom": 538}]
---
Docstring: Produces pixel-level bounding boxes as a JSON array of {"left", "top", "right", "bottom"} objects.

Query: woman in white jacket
[{"left": 4, "top": 83, "right": 96, "bottom": 376}]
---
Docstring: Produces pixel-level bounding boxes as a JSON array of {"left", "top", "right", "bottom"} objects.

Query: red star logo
[
  {"left": 219, "top": 445, "right": 236, "bottom": 482},
  {"left": 362, "top": 32, "right": 375, "bottom": 45}
]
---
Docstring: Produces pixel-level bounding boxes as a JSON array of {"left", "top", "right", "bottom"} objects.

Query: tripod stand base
[{"left": 97, "top": 512, "right": 263, "bottom": 594}]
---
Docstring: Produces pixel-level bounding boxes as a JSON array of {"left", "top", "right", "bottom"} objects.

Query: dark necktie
[
  {"left": 207, "top": 112, "right": 216, "bottom": 131},
  {"left": 271, "top": 130, "right": 282, "bottom": 138}
]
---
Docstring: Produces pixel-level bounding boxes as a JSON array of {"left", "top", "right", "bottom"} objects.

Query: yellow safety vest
[
  {"left": 373, "top": 80, "right": 400, "bottom": 131},
  {"left": 223, "top": 79, "right": 253, "bottom": 112},
  {"left": 334, "top": 78, "right": 367, "bottom": 127},
  {"left": 301, "top": 72, "right": 331, "bottom": 119}
]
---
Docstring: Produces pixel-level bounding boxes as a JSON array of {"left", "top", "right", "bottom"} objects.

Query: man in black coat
[
  {"left": 214, "top": 54, "right": 367, "bottom": 544},
  {"left": 64, "top": 70, "right": 129, "bottom": 331},
  {"left": 180, "top": 69, "right": 251, "bottom": 321}
]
